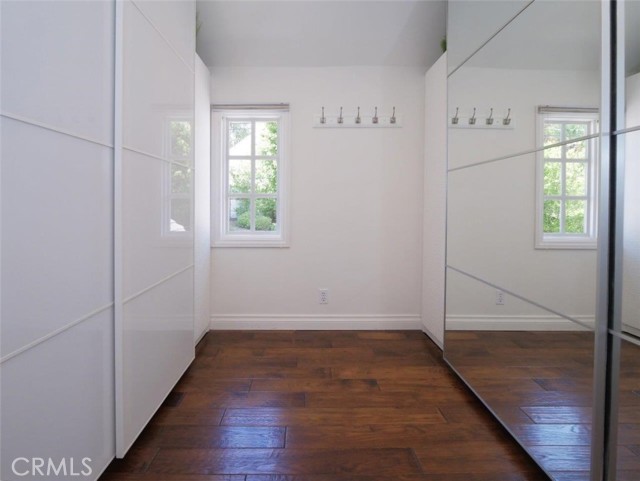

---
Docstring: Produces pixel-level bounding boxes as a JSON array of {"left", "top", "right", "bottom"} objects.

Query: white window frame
[
  {"left": 535, "top": 110, "right": 599, "bottom": 249},
  {"left": 211, "top": 108, "right": 290, "bottom": 247}
]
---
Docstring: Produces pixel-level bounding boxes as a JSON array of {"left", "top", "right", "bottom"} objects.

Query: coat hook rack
[
  {"left": 486, "top": 108, "right": 494, "bottom": 125},
  {"left": 313, "top": 106, "right": 401, "bottom": 128},
  {"left": 451, "top": 107, "right": 459, "bottom": 125},
  {"left": 449, "top": 106, "right": 513, "bottom": 129}
]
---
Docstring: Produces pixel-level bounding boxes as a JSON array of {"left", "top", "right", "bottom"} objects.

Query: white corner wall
[
  {"left": 195, "top": 54, "right": 211, "bottom": 342},
  {"left": 209, "top": 66, "right": 425, "bottom": 330},
  {"left": 1, "top": 1, "right": 115, "bottom": 479},
  {"left": 422, "top": 53, "right": 447, "bottom": 348}
]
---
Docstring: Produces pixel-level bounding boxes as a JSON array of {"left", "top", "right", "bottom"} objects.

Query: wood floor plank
[
  {"left": 509, "top": 424, "right": 592, "bottom": 446},
  {"left": 100, "top": 474, "right": 244, "bottom": 481},
  {"left": 285, "top": 424, "right": 506, "bottom": 448},
  {"left": 251, "top": 378, "right": 380, "bottom": 392},
  {"left": 305, "top": 389, "right": 474, "bottom": 408},
  {"left": 157, "top": 426, "right": 286, "bottom": 448},
  {"left": 520, "top": 407, "right": 592, "bottom": 424},
  {"left": 179, "top": 391, "right": 306, "bottom": 409},
  {"left": 150, "top": 407, "right": 226, "bottom": 426},
  {"left": 221, "top": 407, "right": 446, "bottom": 426},
  {"left": 147, "top": 448, "right": 423, "bottom": 475}
]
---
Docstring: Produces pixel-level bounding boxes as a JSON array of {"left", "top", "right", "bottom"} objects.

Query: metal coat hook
[
  {"left": 390, "top": 106, "right": 396, "bottom": 124},
  {"left": 320, "top": 106, "right": 326, "bottom": 124},
  {"left": 469, "top": 108, "right": 477, "bottom": 125},
  {"left": 372, "top": 107, "right": 379, "bottom": 124},
  {"left": 486, "top": 108, "right": 494, "bottom": 125},
  {"left": 337, "top": 107, "right": 344, "bottom": 124},
  {"left": 355, "top": 106, "right": 361, "bottom": 124},
  {"left": 451, "top": 107, "right": 459, "bottom": 125},
  {"left": 503, "top": 108, "right": 512, "bottom": 125}
]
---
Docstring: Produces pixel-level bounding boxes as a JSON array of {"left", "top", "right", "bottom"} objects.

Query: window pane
[
  {"left": 255, "top": 121, "right": 278, "bottom": 156},
  {"left": 170, "top": 120, "right": 192, "bottom": 160},
  {"left": 229, "top": 159, "right": 251, "bottom": 193},
  {"left": 543, "top": 162, "right": 561, "bottom": 195},
  {"left": 544, "top": 200, "right": 561, "bottom": 233},
  {"left": 565, "top": 123, "right": 588, "bottom": 140},
  {"left": 228, "top": 121, "right": 252, "bottom": 156},
  {"left": 171, "top": 164, "right": 191, "bottom": 194},
  {"left": 255, "top": 159, "right": 278, "bottom": 194},
  {"left": 170, "top": 198, "right": 191, "bottom": 232},
  {"left": 565, "top": 200, "right": 586, "bottom": 234},
  {"left": 543, "top": 122, "right": 562, "bottom": 158},
  {"left": 566, "top": 139, "right": 587, "bottom": 159},
  {"left": 255, "top": 198, "right": 277, "bottom": 231},
  {"left": 229, "top": 198, "right": 250, "bottom": 231},
  {"left": 566, "top": 162, "right": 587, "bottom": 196}
]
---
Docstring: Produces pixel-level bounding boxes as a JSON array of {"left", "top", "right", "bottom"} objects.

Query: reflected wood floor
[
  {"left": 446, "top": 331, "right": 640, "bottom": 481},
  {"left": 99, "top": 331, "right": 549, "bottom": 481}
]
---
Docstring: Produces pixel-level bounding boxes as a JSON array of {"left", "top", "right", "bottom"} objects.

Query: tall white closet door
[
  {"left": 0, "top": 1, "right": 116, "bottom": 479},
  {"left": 116, "top": 0, "right": 196, "bottom": 456}
]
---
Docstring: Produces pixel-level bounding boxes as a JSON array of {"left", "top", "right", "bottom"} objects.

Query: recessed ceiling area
[{"left": 196, "top": 0, "right": 446, "bottom": 69}]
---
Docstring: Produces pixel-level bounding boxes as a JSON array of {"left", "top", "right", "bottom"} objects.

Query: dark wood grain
[{"left": 100, "top": 330, "right": 551, "bottom": 481}]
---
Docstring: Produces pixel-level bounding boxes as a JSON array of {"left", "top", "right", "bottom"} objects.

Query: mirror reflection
[
  {"left": 616, "top": 6, "right": 640, "bottom": 470},
  {"left": 445, "top": 1, "right": 602, "bottom": 479}
]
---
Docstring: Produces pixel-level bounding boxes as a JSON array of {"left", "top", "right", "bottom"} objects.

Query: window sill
[
  {"left": 212, "top": 236, "right": 289, "bottom": 248},
  {"left": 535, "top": 237, "right": 597, "bottom": 250}
]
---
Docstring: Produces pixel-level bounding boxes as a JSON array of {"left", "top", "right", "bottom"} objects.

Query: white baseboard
[
  {"left": 447, "top": 315, "right": 595, "bottom": 331},
  {"left": 209, "top": 314, "right": 422, "bottom": 330}
]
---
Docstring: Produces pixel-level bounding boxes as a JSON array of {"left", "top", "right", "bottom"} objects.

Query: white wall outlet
[
  {"left": 319, "top": 288, "right": 329, "bottom": 304},
  {"left": 495, "top": 290, "right": 505, "bottom": 305}
]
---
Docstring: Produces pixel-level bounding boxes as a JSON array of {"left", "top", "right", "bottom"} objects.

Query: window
[
  {"left": 212, "top": 108, "right": 289, "bottom": 247},
  {"left": 535, "top": 109, "right": 599, "bottom": 249}
]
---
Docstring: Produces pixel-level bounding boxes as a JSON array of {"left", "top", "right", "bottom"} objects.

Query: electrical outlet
[
  {"left": 495, "top": 290, "right": 505, "bottom": 305},
  {"left": 319, "top": 288, "right": 329, "bottom": 304}
]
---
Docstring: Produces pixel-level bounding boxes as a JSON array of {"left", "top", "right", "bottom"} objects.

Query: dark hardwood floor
[{"left": 99, "top": 330, "right": 550, "bottom": 481}]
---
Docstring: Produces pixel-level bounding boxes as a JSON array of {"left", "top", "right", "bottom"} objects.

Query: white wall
[
  {"left": 1, "top": 1, "right": 115, "bottom": 479},
  {"left": 447, "top": 67, "right": 600, "bottom": 324},
  {"left": 116, "top": 0, "right": 195, "bottom": 456},
  {"left": 209, "top": 66, "right": 425, "bottom": 329},
  {"left": 195, "top": 55, "right": 211, "bottom": 342},
  {"left": 422, "top": 53, "right": 447, "bottom": 347}
]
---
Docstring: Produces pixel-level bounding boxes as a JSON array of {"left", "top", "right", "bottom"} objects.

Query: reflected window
[
  {"left": 212, "top": 109, "right": 289, "bottom": 247},
  {"left": 164, "top": 119, "right": 193, "bottom": 235},
  {"left": 536, "top": 110, "right": 598, "bottom": 249}
]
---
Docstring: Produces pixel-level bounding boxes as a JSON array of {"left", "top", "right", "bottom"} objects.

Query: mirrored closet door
[{"left": 443, "top": 1, "right": 640, "bottom": 480}]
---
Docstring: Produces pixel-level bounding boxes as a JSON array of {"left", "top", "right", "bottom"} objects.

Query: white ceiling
[{"left": 195, "top": 0, "right": 447, "bottom": 69}]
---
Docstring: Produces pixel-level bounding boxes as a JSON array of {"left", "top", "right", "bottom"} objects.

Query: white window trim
[
  {"left": 535, "top": 111, "right": 599, "bottom": 250},
  {"left": 211, "top": 109, "right": 290, "bottom": 248}
]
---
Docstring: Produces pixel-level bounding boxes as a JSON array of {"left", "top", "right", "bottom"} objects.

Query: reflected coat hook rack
[
  {"left": 449, "top": 107, "right": 514, "bottom": 130},
  {"left": 314, "top": 106, "right": 402, "bottom": 128}
]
